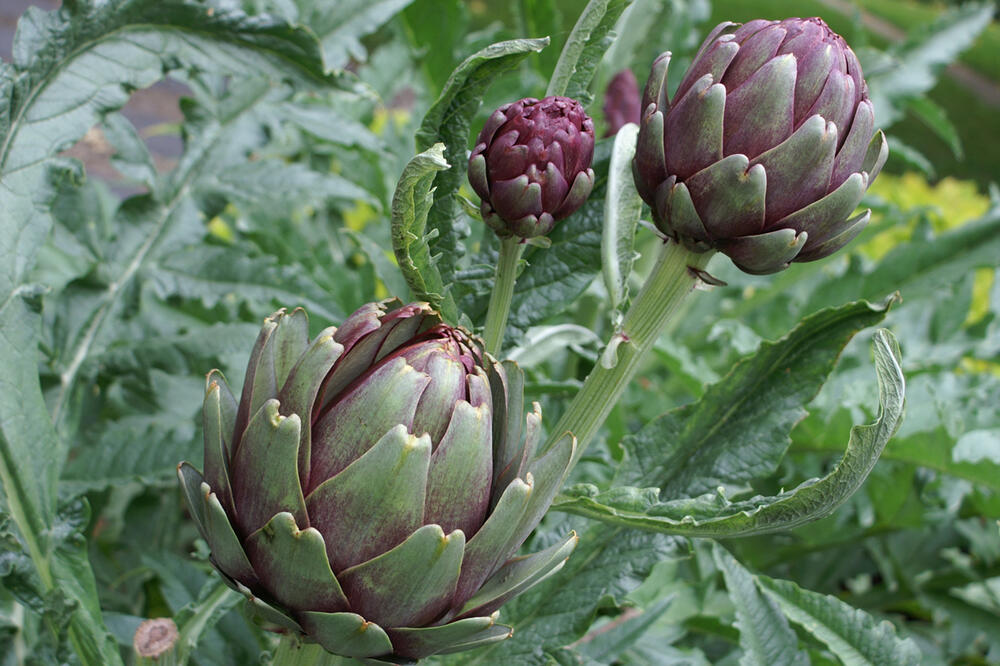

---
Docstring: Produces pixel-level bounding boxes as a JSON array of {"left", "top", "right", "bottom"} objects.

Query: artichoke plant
[
  {"left": 603, "top": 69, "right": 642, "bottom": 137},
  {"left": 633, "top": 17, "right": 888, "bottom": 274},
  {"left": 469, "top": 95, "right": 596, "bottom": 239},
  {"left": 177, "top": 300, "right": 577, "bottom": 661}
]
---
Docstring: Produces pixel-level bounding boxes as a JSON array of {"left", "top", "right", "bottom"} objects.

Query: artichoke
[
  {"left": 633, "top": 17, "right": 889, "bottom": 274},
  {"left": 603, "top": 69, "right": 642, "bottom": 137},
  {"left": 468, "top": 95, "right": 596, "bottom": 239},
  {"left": 177, "top": 300, "right": 577, "bottom": 661}
]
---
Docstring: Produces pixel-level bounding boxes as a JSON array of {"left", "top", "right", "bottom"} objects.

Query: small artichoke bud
[
  {"left": 603, "top": 69, "right": 642, "bottom": 137},
  {"left": 633, "top": 17, "right": 889, "bottom": 274},
  {"left": 469, "top": 96, "right": 596, "bottom": 239},
  {"left": 178, "top": 301, "right": 577, "bottom": 661}
]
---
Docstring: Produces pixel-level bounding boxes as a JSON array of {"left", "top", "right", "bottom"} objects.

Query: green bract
[
  {"left": 177, "top": 300, "right": 577, "bottom": 661},
  {"left": 633, "top": 17, "right": 889, "bottom": 274}
]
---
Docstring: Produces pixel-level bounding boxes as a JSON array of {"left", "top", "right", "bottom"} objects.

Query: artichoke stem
[
  {"left": 548, "top": 240, "right": 713, "bottom": 468},
  {"left": 482, "top": 236, "right": 526, "bottom": 356},
  {"left": 271, "top": 635, "right": 360, "bottom": 666}
]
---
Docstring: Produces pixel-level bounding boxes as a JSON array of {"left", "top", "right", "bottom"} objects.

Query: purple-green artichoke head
[
  {"left": 633, "top": 17, "right": 889, "bottom": 274},
  {"left": 178, "top": 300, "right": 577, "bottom": 661},
  {"left": 469, "top": 95, "right": 596, "bottom": 239},
  {"left": 603, "top": 69, "right": 642, "bottom": 137}
]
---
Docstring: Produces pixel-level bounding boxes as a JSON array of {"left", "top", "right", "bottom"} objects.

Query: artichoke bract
[
  {"left": 633, "top": 17, "right": 889, "bottom": 274},
  {"left": 178, "top": 300, "right": 577, "bottom": 661},
  {"left": 603, "top": 69, "right": 642, "bottom": 137},
  {"left": 468, "top": 96, "right": 596, "bottom": 239}
]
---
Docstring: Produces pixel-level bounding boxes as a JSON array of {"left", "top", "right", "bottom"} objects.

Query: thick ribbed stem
[
  {"left": 549, "top": 240, "right": 713, "bottom": 468},
  {"left": 482, "top": 236, "right": 525, "bottom": 356}
]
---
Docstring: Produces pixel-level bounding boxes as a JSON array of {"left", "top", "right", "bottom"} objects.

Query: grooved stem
[
  {"left": 548, "top": 240, "right": 712, "bottom": 468},
  {"left": 482, "top": 236, "right": 525, "bottom": 356}
]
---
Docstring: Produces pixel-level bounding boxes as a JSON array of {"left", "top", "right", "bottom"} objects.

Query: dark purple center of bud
[
  {"left": 485, "top": 96, "right": 594, "bottom": 185},
  {"left": 469, "top": 95, "right": 596, "bottom": 237}
]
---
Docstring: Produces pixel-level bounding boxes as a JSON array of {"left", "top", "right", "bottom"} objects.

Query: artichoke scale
[
  {"left": 390, "top": 614, "right": 508, "bottom": 659},
  {"left": 200, "top": 482, "right": 257, "bottom": 585},
  {"left": 719, "top": 227, "right": 808, "bottom": 274},
  {"left": 752, "top": 114, "right": 838, "bottom": 223},
  {"left": 298, "top": 611, "right": 393, "bottom": 658},
  {"left": 269, "top": 308, "right": 310, "bottom": 390},
  {"left": 664, "top": 75, "right": 725, "bottom": 180},
  {"left": 456, "top": 530, "right": 578, "bottom": 619},
  {"left": 309, "top": 358, "right": 430, "bottom": 485},
  {"left": 230, "top": 399, "right": 307, "bottom": 536},
  {"left": 276, "top": 327, "right": 343, "bottom": 490},
  {"left": 454, "top": 476, "right": 533, "bottom": 607},
  {"left": 683, "top": 154, "right": 767, "bottom": 238},
  {"left": 425, "top": 400, "right": 493, "bottom": 537},
  {"left": 306, "top": 426, "right": 431, "bottom": 572},
  {"left": 723, "top": 53, "right": 796, "bottom": 160},
  {"left": 243, "top": 511, "right": 350, "bottom": 613},
  {"left": 338, "top": 524, "right": 465, "bottom": 628},
  {"left": 203, "top": 378, "right": 235, "bottom": 516}
]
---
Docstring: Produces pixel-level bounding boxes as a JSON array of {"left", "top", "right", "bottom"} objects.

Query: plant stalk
[
  {"left": 482, "top": 236, "right": 525, "bottom": 356},
  {"left": 549, "top": 240, "right": 712, "bottom": 468}
]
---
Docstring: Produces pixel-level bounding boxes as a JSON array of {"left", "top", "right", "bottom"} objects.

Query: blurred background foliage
[{"left": 0, "top": 0, "right": 998, "bottom": 664}]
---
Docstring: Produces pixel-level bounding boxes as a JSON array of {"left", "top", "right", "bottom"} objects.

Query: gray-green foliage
[{"left": 1, "top": 0, "right": 997, "bottom": 663}]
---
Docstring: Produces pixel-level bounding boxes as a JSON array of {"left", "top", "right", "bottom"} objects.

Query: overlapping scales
[
  {"left": 633, "top": 18, "right": 888, "bottom": 274},
  {"left": 178, "top": 301, "right": 577, "bottom": 660},
  {"left": 469, "top": 96, "right": 596, "bottom": 239}
]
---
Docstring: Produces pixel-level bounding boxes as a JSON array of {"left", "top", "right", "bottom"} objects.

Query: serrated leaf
[
  {"left": 904, "top": 96, "right": 963, "bottom": 160},
  {"left": 622, "top": 297, "right": 897, "bottom": 498},
  {"left": 102, "top": 113, "right": 159, "bottom": 191},
  {"left": 601, "top": 123, "right": 642, "bottom": 311},
  {"left": 148, "top": 245, "right": 343, "bottom": 322},
  {"left": 461, "top": 523, "right": 684, "bottom": 664},
  {"left": 61, "top": 371, "right": 204, "bottom": 492},
  {"left": 298, "top": 0, "right": 417, "bottom": 69},
  {"left": 756, "top": 575, "right": 922, "bottom": 666},
  {"left": 204, "top": 159, "right": 378, "bottom": 214},
  {"left": 390, "top": 143, "right": 456, "bottom": 320},
  {"left": 867, "top": 2, "right": 994, "bottom": 126},
  {"left": 859, "top": 203, "right": 1000, "bottom": 303},
  {"left": 553, "top": 330, "right": 905, "bottom": 537},
  {"left": 518, "top": 0, "right": 563, "bottom": 79},
  {"left": 0, "top": 7, "right": 338, "bottom": 661},
  {"left": 546, "top": 0, "right": 633, "bottom": 103},
  {"left": 278, "top": 99, "right": 383, "bottom": 151},
  {"left": 713, "top": 545, "right": 808, "bottom": 666},
  {"left": 574, "top": 596, "right": 675, "bottom": 664},
  {"left": 48, "top": 81, "right": 356, "bottom": 441},
  {"left": 414, "top": 37, "right": 549, "bottom": 303}
]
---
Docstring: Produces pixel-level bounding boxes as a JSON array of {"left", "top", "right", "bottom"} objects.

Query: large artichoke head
[
  {"left": 468, "top": 95, "right": 596, "bottom": 239},
  {"left": 633, "top": 17, "right": 889, "bottom": 274},
  {"left": 177, "top": 300, "right": 577, "bottom": 661}
]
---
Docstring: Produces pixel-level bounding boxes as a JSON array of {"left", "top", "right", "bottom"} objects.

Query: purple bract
[
  {"left": 633, "top": 17, "right": 889, "bottom": 274},
  {"left": 603, "top": 69, "right": 642, "bottom": 137},
  {"left": 178, "top": 301, "right": 577, "bottom": 660},
  {"left": 469, "top": 96, "right": 595, "bottom": 239}
]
